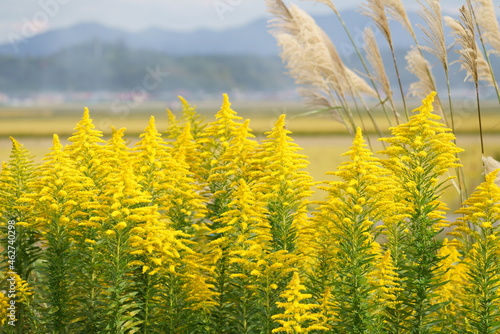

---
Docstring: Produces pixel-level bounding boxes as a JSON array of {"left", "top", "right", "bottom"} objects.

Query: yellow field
[
  {"left": 2, "top": 99, "right": 500, "bottom": 137},
  {"left": 1, "top": 100, "right": 500, "bottom": 209}
]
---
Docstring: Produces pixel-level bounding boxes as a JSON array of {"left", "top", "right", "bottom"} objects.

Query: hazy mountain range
[
  {"left": 0, "top": 9, "right": 422, "bottom": 57},
  {"left": 0, "top": 9, "right": 498, "bottom": 99}
]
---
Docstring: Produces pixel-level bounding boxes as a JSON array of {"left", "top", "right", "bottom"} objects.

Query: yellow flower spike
[
  {"left": 250, "top": 269, "right": 261, "bottom": 276},
  {"left": 312, "top": 127, "right": 403, "bottom": 330},
  {"left": 198, "top": 94, "right": 243, "bottom": 176},
  {"left": 380, "top": 92, "right": 462, "bottom": 174},
  {"left": 483, "top": 221, "right": 493, "bottom": 229},
  {"left": 375, "top": 93, "right": 467, "bottom": 330},
  {"left": 149, "top": 268, "right": 160, "bottom": 275},
  {"left": 0, "top": 292, "right": 9, "bottom": 325},
  {"left": 111, "top": 210, "right": 121, "bottom": 218},
  {"left": 272, "top": 272, "right": 328, "bottom": 333},
  {"left": 455, "top": 169, "right": 500, "bottom": 240},
  {"left": 65, "top": 107, "right": 106, "bottom": 174},
  {"left": 368, "top": 246, "right": 402, "bottom": 309},
  {"left": 256, "top": 114, "right": 315, "bottom": 259},
  {"left": 0, "top": 273, "right": 35, "bottom": 306},
  {"left": 432, "top": 239, "right": 469, "bottom": 325},
  {"left": 131, "top": 109, "right": 206, "bottom": 232},
  {"left": 114, "top": 221, "right": 127, "bottom": 230}
]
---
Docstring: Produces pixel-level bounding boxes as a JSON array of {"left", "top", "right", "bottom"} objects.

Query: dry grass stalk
[
  {"left": 405, "top": 46, "right": 438, "bottom": 100},
  {"left": 445, "top": 6, "right": 478, "bottom": 84},
  {"left": 268, "top": 0, "right": 376, "bottom": 131},
  {"left": 269, "top": 2, "right": 351, "bottom": 126},
  {"left": 447, "top": 1, "right": 484, "bottom": 155},
  {"left": 446, "top": 6, "right": 494, "bottom": 87},
  {"left": 300, "top": 0, "right": 339, "bottom": 15},
  {"left": 266, "top": 0, "right": 294, "bottom": 34},
  {"left": 269, "top": 1, "right": 341, "bottom": 93},
  {"left": 482, "top": 156, "right": 500, "bottom": 186},
  {"left": 345, "top": 68, "right": 377, "bottom": 98},
  {"left": 361, "top": 0, "right": 408, "bottom": 119},
  {"left": 476, "top": 46, "right": 497, "bottom": 87},
  {"left": 472, "top": 0, "right": 500, "bottom": 56},
  {"left": 274, "top": 32, "right": 338, "bottom": 107},
  {"left": 360, "top": 0, "right": 392, "bottom": 43},
  {"left": 385, "top": 0, "right": 417, "bottom": 41},
  {"left": 417, "top": 0, "right": 447, "bottom": 70},
  {"left": 363, "top": 27, "right": 393, "bottom": 104},
  {"left": 418, "top": 0, "right": 466, "bottom": 199}
]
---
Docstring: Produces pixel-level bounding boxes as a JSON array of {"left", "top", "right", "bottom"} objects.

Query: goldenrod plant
[
  {"left": 312, "top": 126, "right": 401, "bottom": 332},
  {"left": 1, "top": 0, "right": 498, "bottom": 332},
  {"left": 257, "top": 115, "right": 314, "bottom": 257},
  {"left": 62, "top": 108, "right": 109, "bottom": 332},
  {"left": 432, "top": 239, "right": 469, "bottom": 333},
  {"left": 0, "top": 139, "right": 38, "bottom": 332},
  {"left": 197, "top": 93, "right": 246, "bottom": 224},
  {"left": 27, "top": 134, "right": 95, "bottom": 332},
  {"left": 272, "top": 271, "right": 328, "bottom": 333},
  {"left": 1, "top": 92, "right": 499, "bottom": 333},
  {"left": 166, "top": 96, "right": 206, "bottom": 142},
  {"left": 379, "top": 92, "right": 463, "bottom": 332},
  {"left": 452, "top": 170, "right": 500, "bottom": 333}
]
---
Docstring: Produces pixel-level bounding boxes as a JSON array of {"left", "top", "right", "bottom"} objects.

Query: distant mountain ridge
[
  {"left": 0, "top": 9, "right": 461, "bottom": 57},
  {"left": 0, "top": 20, "right": 278, "bottom": 57},
  {"left": 1, "top": 8, "right": 498, "bottom": 99}
]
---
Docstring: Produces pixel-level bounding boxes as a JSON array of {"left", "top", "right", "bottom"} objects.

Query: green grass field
[{"left": 1, "top": 99, "right": 500, "bottom": 209}]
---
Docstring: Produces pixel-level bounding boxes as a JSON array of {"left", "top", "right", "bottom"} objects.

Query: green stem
[
  {"left": 471, "top": 5, "right": 500, "bottom": 104},
  {"left": 475, "top": 80, "right": 485, "bottom": 157},
  {"left": 333, "top": 11, "right": 394, "bottom": 128},
  {"left": 389, "top": 43, "right": 408, "bottom": 121}
]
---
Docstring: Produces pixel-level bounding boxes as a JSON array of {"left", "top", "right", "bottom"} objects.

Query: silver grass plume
[
  {"left": 360, "top": 0, "right": 392, "bottom": 43},
  {"left": 363, "top": 27, "right": 393, "bottom": 103},
  {"left": 445, "top": 14, "right": 495, "bottom": 86},
  {"left": 273, "top": 33, "right": 338, "bottom": 105},
  {"left": 405, "top": 46, "right": 438, "bottom": 100},
  {"left": 417, "top": 0, "right": 447, "bottom": 70},
  {"left": 444, "top": 5, "right": 478, "bottom": 84},
  {"left": 385, "top": 0, "right": 417, "bottom": 41},
  {"left": 447, "top": 0, "right": 485, "bottom": 155},
  {"left": 270, "top": 4, "right": 345, "bottom": 102},
  {"left": 300, "top": 0, "right": 339, "bottom": 15},
  {"left": 476, "top": 47, "right": 497, "bottom": 87},
  {"left": 345, "top": 68, "right": 377, "bottom": 98},
  {"left": 472, "top": 0, "right": 500, "bottom": 56},
  {"left": 361, "top": 0, "right": 408, "bottom": 119},
  {"left": 482, "top": 156, "right": 500, "bottom": 186},
  {"left": 267, "top": 0, "right": 375, "bottom": 116}
]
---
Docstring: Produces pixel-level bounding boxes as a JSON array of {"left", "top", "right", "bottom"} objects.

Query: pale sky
[{"left": 0, "top": 0, "right": 469, "bottom": 44}]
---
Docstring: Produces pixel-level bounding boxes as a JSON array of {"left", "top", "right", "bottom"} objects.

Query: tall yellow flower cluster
[
  {"left": 272, "top": 272, "right": 328, "bottom": 333},
  {"left": 452, "top": 170, "right": 500, "bottom": 332},
  {"left": 1, "top": 92, "right": 499, "bottom": 333},
  {"left": 380, "top": 91, "right": 462, "bottom": 225},
  {"left": 311, "top": 127, "right": 402, "bottom": 331},
  {"left": 377, "top": 92, "right": 463, "bottom": 332},
  {"left": 432, "top": 239, "right": 469, "bottom": 332},
  {"left": 257, "top": 114, "right": 315, "bottom": 261}
]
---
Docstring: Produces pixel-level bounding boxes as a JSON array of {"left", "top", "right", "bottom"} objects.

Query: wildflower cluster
[{"left": 0, "top": 92, "right": 499, "bottom": 333}]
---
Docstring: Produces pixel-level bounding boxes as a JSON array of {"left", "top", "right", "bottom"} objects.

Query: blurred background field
[{"left": 2, "top": 99, "right": 499, "bottom": 210}]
